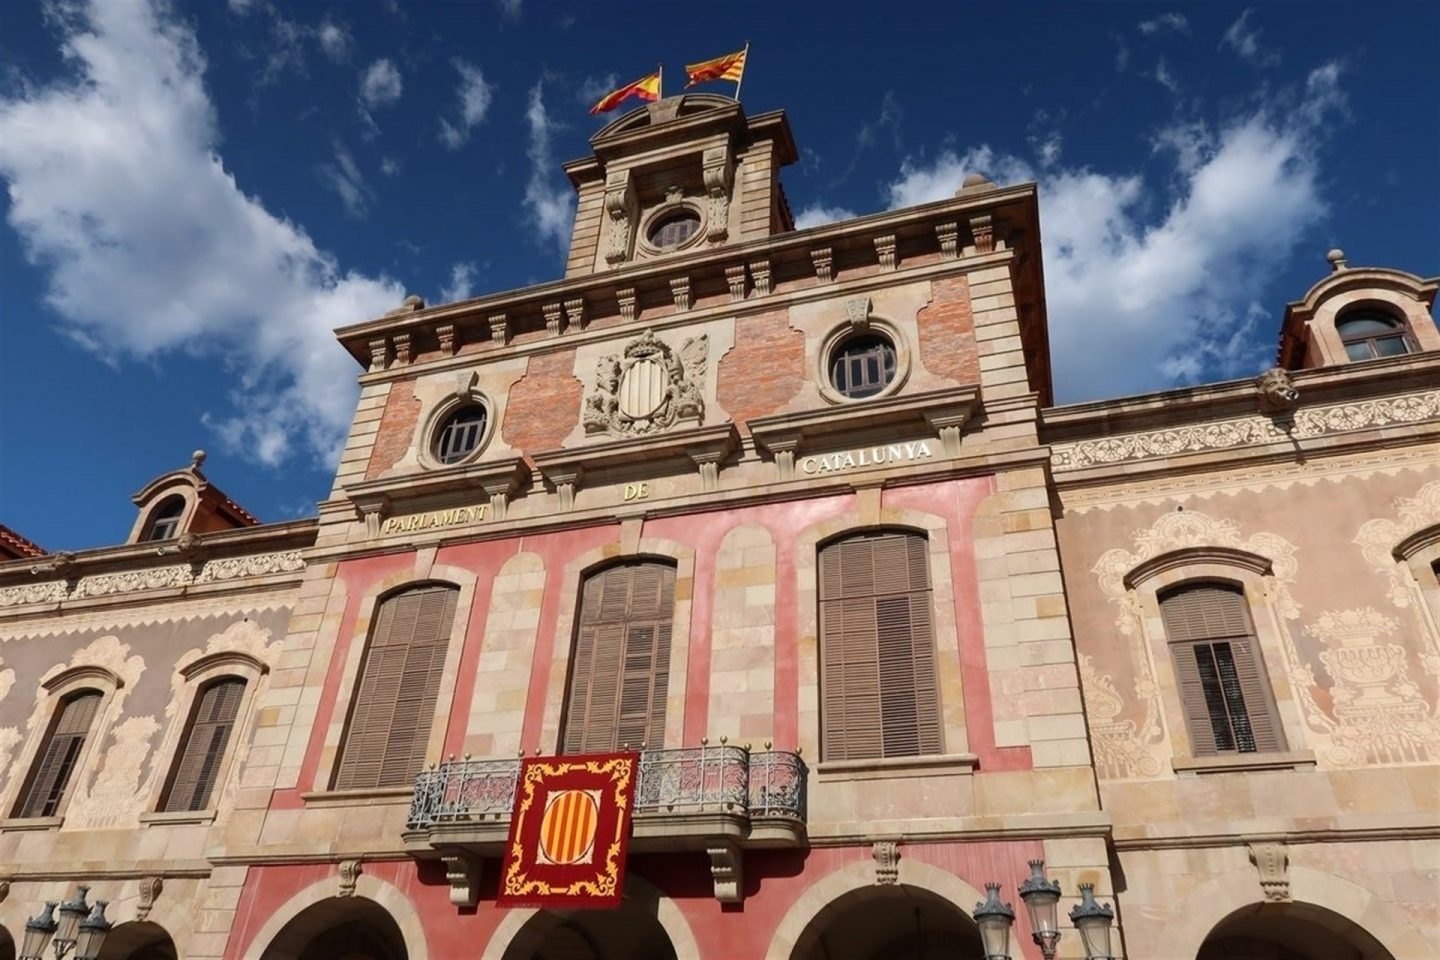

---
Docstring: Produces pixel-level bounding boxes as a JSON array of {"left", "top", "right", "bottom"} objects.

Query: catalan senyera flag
[
  {"left": 684, "top": 46, "right": 747, "bottom": 88},
  {"left": 497, "top": 752, "right": 639, "bottom": 908},
  {"left": 588, "top": 73, "right": 661, "bottom": 115}
]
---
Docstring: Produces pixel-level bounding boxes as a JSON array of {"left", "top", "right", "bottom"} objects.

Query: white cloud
[
  {"left": 439, "top": 59, "right": 494, "bottom": 149},
  {"left": 227, "top": 0, "right": 258, "bottom": 13},
  {"left": 496, "top": 0, "right": 523, "bottom": 21},
  {"left": 320, "top": 142, "right": 372, "bottom": 218},
  {"left": 523, "top": 81, "right": 575, "bottom": 253},
  {"left": 577, "top": 72, "right": 619, "bottom": 106},
  {"left": 881, "top": 64, "right": 1345, "bottom": 400},
  {"left": 360, "top": 58, "right": 402, "bottom": 108},
  {"left": 317, "top": 18, "right": 350, "bottom": 61},
  {"left": 1222, "top": 9, "right": 1281, "bottom": 67},
  {"left": 1138, "top": 13, "right": 1189, "bottom": 35},
  {"left": 380, "top": 156, "right": 401, "bottom": 177},
  {"left": 1154, "top": 58, "right": 1180, "bottom": 93},
  {"left": 0, "top": 0, "right": 402, "bottom": 466},
  {"left": 440, "top": 262, "right": 477, "bottom": 302},
  {"left": 794, "top": 204, "right": 858, "bottom": 230}
]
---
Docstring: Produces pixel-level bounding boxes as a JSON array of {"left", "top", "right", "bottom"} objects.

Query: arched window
[
  {"left": 561, "top": 561, "right": 676, "bottom": 753},
  {"left": 818, "top": 531, "right": 941, "bottom": 761},
  {"left": 1337, "top": 309, "right": 1412, "bottom": 361},
  {"left": 14, "top": 690, "right": 102, "bottom": 818},
  {"left": 1159, "top": 582, "right": 1285, "bottom": 756},
  {"left": 160, "top": 676, "right": 246, "bottom": 812},
  {"left": 334, "top": 584, "right": 459, "bottom": 790},
  {"left": 144, "top": 496, "right": 186, "bottom": 541}
]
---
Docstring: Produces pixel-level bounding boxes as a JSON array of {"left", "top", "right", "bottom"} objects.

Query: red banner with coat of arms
[{"left": 497, "top": 752, "right": 638, "bottom": 908}]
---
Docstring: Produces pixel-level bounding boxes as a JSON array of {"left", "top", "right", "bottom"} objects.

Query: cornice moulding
[{"left": 749, "top": 386, "right": 978, "bottom": 458}]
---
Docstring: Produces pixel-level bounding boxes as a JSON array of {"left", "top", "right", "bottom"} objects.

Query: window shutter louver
[
  {"left": 562, "top": 562, "right": 676, "bottom": 753},
  {"left": 162, "top": 677, "right": 246, "bottom": 812},
  {"left": 1161, "top": 583, "right": 1285, "bottom": 757},
  {"left": 818, "top": 532, "right": 941, "bottom": 762},
  {"left": 335, "top": 585, "right": 458, "bottom": 790},
  {"left": 18, "top": 691, "right": 102, "bottom": 818}
]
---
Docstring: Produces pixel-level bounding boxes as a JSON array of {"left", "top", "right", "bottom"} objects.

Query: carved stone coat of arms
[{"left": 582, "top": 330, "right": 707, "bottom": 438}]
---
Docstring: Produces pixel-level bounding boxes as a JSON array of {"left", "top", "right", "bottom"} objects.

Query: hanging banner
[{"left": 497, "top": 751, "right": 639, "bottom": 908}]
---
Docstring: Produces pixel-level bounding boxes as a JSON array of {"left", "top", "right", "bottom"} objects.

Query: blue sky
[{"left": 1, "top": 0, "right": 1436, "bottom": 551}]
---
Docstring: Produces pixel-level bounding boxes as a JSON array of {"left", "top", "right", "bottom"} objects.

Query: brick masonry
[
  {"left": 501, "top": 348, "right": 583, "bottom": 455},
  {"left": 916, "top": 275, "right": 980, "bottom": 385},
  {"left": 364, "top": 378, "right": 421, "bottom": 479},
  {"left": 715, "top": 308, "right": 805, "bottom": 430}
]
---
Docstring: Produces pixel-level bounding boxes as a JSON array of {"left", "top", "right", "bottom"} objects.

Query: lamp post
[
  {"left": 19, "top": 887, "right": 111, "bottom": 960},
  {"left": 972, "top": 860, "right": 1118, "bottom": 960}
]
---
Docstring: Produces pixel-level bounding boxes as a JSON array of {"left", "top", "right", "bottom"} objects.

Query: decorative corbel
[
  {"left": 811, "top": 247, "right": 834, "bottom": 282},
  {"left": 487, "top": 314, "right": 509, "bottom": 346},
  {"left": 337, "top": 859, "right": 362, "bottom": 897},
  {"left": 542, "top": 464, "right": 584, "bottom": 512},
  {"left": 874, "top": 234, "right": 898, "bottom": 270},
  {"left": 1256, "top": 367, "right": 1300, "bottom": 414},
  {"left": 924, "top": 406, "right": 972, "bottom": 457},
  {"left": 670, "top": 276, "right": 692, "bottom": 312},
  {"left": 454, "top": 370, "right": 477, "bottom": 400},
  {"left": 1248, "top": 842, "right": 1290, "bottom": 902},
  {"left": 392, "top": 332, "right": 412, "bottom": 366},
  {"left": 748, "top": 258, "right": 772, "bottom": 296},
  {"left": 135, "top": 876, "right": 163, "bottom": 921},
  {"left": 872, "top": 841, "right": 900, "bottom": 885},
  {"left": 436, "top": 323, "right": 457, "bottom": 356},
  {"left": 543, "top": 302, "right": 566, "bottom": 337},
  {"left": 725, "top": 265, "right": 748, "bottom": 301},
  {"left": 352, "top": 493, "right": 392, "bottom": 539},
  {"left": 845, "top": 296, "right": 872, "bottom": 333},
  {"left": 368, "top": 337, "right": 391, "bottom": 372},
  {"left": 969, "top": 214, "right": 994, "bottom": 254},
  {"left": 936, "top": 222, "right": 959, "bottom": 259},
  {"left": 563, "top": 297, "right": 587, "bottom": 332},
  {"left": 702, "top": 145, "right": 734, "bottom": 242},
  {"left": 443, "top": 852, "right": 482, "bottom": 908},
  {"left": 617, "top": 288, "right": 638, "bottom": 323},
  {"left": 603, "top": 169, "right": 637, "bottom": 266},
  {"left": 689, "top": 450, "right": 724, "bottom": 492},
  {"left": 707, "top": 840, "right": 744, "bottom": 903},
  {"left": 765, "top": 438, "right": 800, "bottom": 482}
]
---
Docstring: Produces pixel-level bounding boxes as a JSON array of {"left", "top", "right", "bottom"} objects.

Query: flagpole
[
  {"left": 733, "top": 40, "right": 751, "bottom": 103},
  {"left": 658, "top": 63, "right": 664, "bottom": 100}
]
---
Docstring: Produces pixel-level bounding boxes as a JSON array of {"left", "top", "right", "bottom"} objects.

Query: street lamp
[
  {"left": 1018, "top": 859, "right": 1062, "bottom": 960},
  {"left": 971, "top": 882, "right": 1016, "bottom": 960},
  {"left": 19, "top": 887, "right": 111, "bottom": 960},
  {"left": 974, "top": 861, "right": 1119, "bottom": 960},
  {"left": 1069, "top": 883, "right": 1117, "bottom": 960}
]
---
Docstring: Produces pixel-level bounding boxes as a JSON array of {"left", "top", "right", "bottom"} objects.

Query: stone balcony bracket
[
  {"left": 542, "top": 302, "right": 566, "bottom": 337},
  {"left": 811, "top": 246, "right": 834, "bottom": 283},
  {"left": 670, "top": 276, "right": 692, "bottom": 312},
  {"left": 725, "top": 264, "right": 748, "bottom": 301}
]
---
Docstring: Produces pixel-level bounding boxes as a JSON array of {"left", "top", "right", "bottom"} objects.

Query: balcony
[{"left": 404, "top": 744, "right": 807, "bottom": 905}]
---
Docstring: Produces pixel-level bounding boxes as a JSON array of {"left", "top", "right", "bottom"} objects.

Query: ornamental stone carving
[
  {"left": 1354, "top": 480, "right": 1440, "bottom": 609},
  {"left": 1078, "top": 654, "right": 1160, "bottom": 779},
  {"left": 0, "top": 579, "right": 68, "bottom": 607},
  {"left": 0, "top": 550, "right": 305, "bottom": 606},
  {"left": 1052, "top": 390, "right": 1440, "bottom": 471},
  {"left": 194, "top": 550, "right": 305, "bottom": 583},
  {"left": 135, "top": 877, "right": 163, "bottom": 921},
  {"left": 603, "top": 169, "right": 637, "bottom": 266},
  {"left": 702, "top": 145, "right": 733, "bottom": 243},
  {"left": 68, "top": 714, "right": 159, "bottom": 828},
  {"left": 0, "top": 657, "right": 14, "bottom": 705},
  {"left": 1248, "top": 842, "right": 1290, "bottom": 902},
  {"left": 872, "top": 841, "right": 900, "bottom": 885},
  {"left": 74, "top": 565, "right": 191, "bottom": 599},
  {"left": 582, "top": 330, "right": 707, "bottom": 438},
  {"left": 338, "top": 859, "right": 362, "bottom": 897},
  {"left": 1255, "top": 367, "right": 1300, "bottom": 414}
]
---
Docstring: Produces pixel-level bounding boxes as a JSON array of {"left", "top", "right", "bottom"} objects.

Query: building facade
[{"left": 0, "top": 95, "right": 1434, "bottom": 960}]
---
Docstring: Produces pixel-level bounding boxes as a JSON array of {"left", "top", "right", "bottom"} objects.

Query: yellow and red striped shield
[{"left": 498, "top": 752, "right": 637, "bottom": 908}]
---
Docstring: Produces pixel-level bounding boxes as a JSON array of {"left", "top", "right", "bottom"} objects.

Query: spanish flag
[
  {"left": 589, "top": 72, "right": 661, "bottom": 115},
  {"left": 685, "top": 46, "right": 748, "bottom": 88}
]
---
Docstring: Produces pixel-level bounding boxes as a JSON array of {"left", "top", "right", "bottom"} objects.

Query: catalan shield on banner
[{"left": 497, "top": 752, "right": 638, "bottom": 908}]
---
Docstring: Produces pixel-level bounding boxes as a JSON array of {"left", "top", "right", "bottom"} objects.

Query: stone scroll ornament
[{"left": 582, "top": 330, "right": 707, "bottom": 438}]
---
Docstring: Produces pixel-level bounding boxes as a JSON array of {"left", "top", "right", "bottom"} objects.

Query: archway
[
  {"left": 259, "top": 897, "right": 407, "bottom": 960},
  {"left": 789, "top": 884, "right": 985, "bottom": 960},
  {"left": 1, "top": 923, "right": 16, "bottom": 960},
  {"left": 1198, "top": 902, "right": 1397, "bottom": 960},
  {"left": 500, "top": 896, "right": 678, "bottom": 960},
  {"left": 96, "top": 922, "right": 177, "bottom": 960}
]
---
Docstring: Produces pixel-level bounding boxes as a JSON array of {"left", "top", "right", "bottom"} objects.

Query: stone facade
[{"left": 0, "top": 96, "right": 1434, "bottom": 960}]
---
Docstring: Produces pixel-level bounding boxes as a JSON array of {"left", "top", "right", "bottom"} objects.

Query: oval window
[
  {"left": 433, "top": 405, "right": 488, "bottom": 464},
  {"left": 829, "top": 335, "right": 898, "bottom": 399},
  {"left": 648, "top": 210, "right": 701, "bottom": 250}
]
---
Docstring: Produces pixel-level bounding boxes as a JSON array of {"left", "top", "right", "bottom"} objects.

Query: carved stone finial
[
  {"left": 1248, "top": 842, "right": 1289, "bottom": 901},
  {"left": 1326, "top": 248, "right": 1348, "bottom": 272},
  {"left": 338, "top": 859, "right": 362, "bottom": 897},
  {"left": 190, "top": 449, "right": 207, "bottom": 470},
  {"left": 1256, "top": 367, "right": 1300, "bottom": 414},
  {"left": 957, "top": 172, "right": 996, "bottom": 195},
  {"left": 404, "top": 294, "right": 426, "bottom": 310},
  {"left": 872, "top": 841, "right": 901, "bottom": 885},
  {"left": 135, "top": 876, "right": 163, "bottom": 921}
]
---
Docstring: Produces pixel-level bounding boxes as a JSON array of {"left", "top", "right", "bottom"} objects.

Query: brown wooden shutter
[
  {"left": 819, "top": 532, "right": 941, "bottom": 761},
  {"left": 17, "top": 691, "right": 101, "bottom": 818},
  {"left": 161, "top": 677, "right": 246, "bottom": 812},
  {"left": 562, "top": 562, "right": 676, "bottom": 753},
  {"left": 1161, "top": 583, "right": 1285, "bottom": 756},
  {"left": 335, "top": 584, "right": 458, "bottom": 790}
]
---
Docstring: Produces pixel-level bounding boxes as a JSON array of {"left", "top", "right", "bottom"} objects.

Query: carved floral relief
[{"left": 68, "top": 714, "right": 160, "bottom": 828}]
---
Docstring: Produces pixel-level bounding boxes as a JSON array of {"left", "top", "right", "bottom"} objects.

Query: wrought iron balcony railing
[{"left": 408, "top": 744, "right": 806, "bottom": 830}]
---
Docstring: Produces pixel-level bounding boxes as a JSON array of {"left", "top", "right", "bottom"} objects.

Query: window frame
[
  {"left": 11, "top": 689, "right": 105, "bottom": 819},
  {"left": 1335, "top": 308, "right": 1414, "bottom": 361},
  {"left": 419, "top": 392, "right": 495, "bottom": 470},
  {"left": 143, "top": 495, "right": 187, "bottom": 541},
  {"left": 815, "top": 529, "right": 944, "bottom": 763},
  {"left": 815, "top": 318, "right": 911, "bottom": 406}
]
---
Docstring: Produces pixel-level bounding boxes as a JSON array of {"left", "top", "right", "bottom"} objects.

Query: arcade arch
[
  {"left": 788, "top": 884, "right": 985, "bottom": 960},
  {"left": 259, "top": 897, "right": 407, "bottom": 960},
  {"left": 1198, "top": 902, "right": 1396, "bottom": 960},
  {"left": 95, "top": 922, "right": 177, "bottom": 960}
]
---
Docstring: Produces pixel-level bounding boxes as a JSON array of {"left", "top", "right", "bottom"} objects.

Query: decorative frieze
[
  {"left": 542, "top": 302, "right": 566, "bottom": 337},
  {"left": 811, "top": 246, "right": 834, "bottom": 282},
  {"left": 1051, "top": 391, "right": 1440, "bottom": 471},
  {"left": 669, "top": 276, "right": 692, "bottom": 312},
  {"left": 874, "top": 234, "right": 897, "bottom": 270},
  {"left": 617, "top": 287, "right": 638, "bottom": 322},
  {"left": 725, "top": 264, "right": 748, "bottom": 301},
  {"left": 0, "top": 550, "right": 306, "bottom": 607},
  {"left": 936, "top": 221, "right": 959, "bottom": 259}
]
